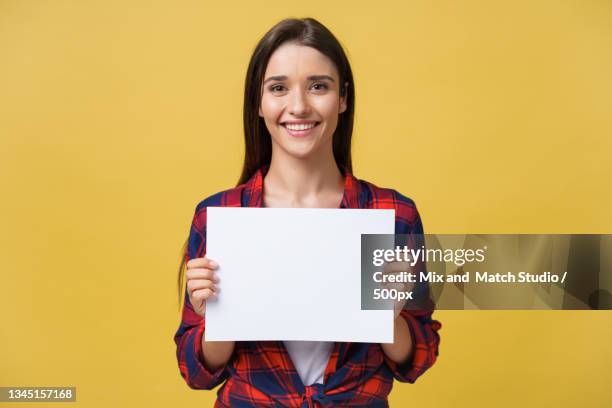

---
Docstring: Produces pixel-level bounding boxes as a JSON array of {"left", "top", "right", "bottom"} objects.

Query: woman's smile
[{"left": 281, "top": 120, "right": 321, "bottom": 137}]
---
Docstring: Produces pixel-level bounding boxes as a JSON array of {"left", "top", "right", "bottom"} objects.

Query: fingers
[
  {"left": 188, "top": 279, "right": 218, "bottom": 308},
  {"left": 184, "top": 258, "right": 219, "bottom": 318},
  {"left": 191, "top": 288, "right": 217, "bottom": 306},
  {"left": 186, "top": 267, "right": 219, "bottom": 282},
  {"left": 186, "top": 257, "right": 220, "bottom": 283},
  {"left": 186, "top": 257, "right": 218, "bottom": 270},
  {"left": 383, "top": 261, "right": 411, "bottom": 274},
  {"left": 185, "top": 258, "right": 221, "bottom": 307},
  {"left": 380, "top": 261, "right": 414, "bottom": 293},
  {"left": 187, "top": 278, "right": 218, "bottom": 294}
]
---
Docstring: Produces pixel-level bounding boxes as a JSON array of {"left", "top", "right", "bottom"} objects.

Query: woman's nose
[{"left": 288, "top": 89, "right": 310, "bottom": 116}]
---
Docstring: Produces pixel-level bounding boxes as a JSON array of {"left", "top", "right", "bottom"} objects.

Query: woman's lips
[{"left": 281, "top": 122, "right": 320, "bottom": 137}]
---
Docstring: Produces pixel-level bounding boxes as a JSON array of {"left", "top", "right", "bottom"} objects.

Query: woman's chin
[
  {"left": 270, "top": 136, "right": 320, "bottom": 159},
  {"left": 279, "top": 143, "right": 321, "bottom": 161}
]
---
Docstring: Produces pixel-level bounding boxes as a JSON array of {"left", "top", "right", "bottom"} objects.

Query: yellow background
[{"left": 1, "top": 0, "right": 611, "bottom": 407}]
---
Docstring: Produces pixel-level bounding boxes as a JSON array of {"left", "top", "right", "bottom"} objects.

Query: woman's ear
[
  {"left": 339, "top": 81, "right": 348, "bottom": 114},
  {"left": 259, "top": 106, "right": 263, "bottom": 117}
]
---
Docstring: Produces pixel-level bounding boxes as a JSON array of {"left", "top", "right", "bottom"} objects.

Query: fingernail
[
  {"left": 210, "top": 260, "right": 218, "bottom": 268},
  {"left": 214, "top": 275, "right": 220, "bottom": 283}
]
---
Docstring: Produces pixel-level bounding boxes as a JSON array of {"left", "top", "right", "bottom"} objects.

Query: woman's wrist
[
  {"left": 200, "top": 333, "right": 236, "bottom": 373},
  {"left": 381, "top": 315, "right": 413, "bottom": 365}
]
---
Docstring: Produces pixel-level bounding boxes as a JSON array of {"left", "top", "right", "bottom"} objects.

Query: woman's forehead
[{"left": 264, "top": 43, "right": 338, "bottom": 79}]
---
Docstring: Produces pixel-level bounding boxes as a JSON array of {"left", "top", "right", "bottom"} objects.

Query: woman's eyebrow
[
  {"left": 263, "top": 74, "right": 336, "bottom": 84},
  {"left": 307, "top": 75, "right": 335, "bottom": 82}
]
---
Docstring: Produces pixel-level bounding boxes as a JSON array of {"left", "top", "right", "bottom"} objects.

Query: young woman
[{"left": 174, "top": 17, "right": 441, "bottom": 407}]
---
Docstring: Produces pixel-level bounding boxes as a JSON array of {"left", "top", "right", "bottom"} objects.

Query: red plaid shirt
[{"left": 175, "top": 166, "right": 441, "bottom": 407}]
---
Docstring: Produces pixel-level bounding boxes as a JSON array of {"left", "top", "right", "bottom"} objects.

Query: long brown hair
[{"left": 177, "top": 17, "right": 356, "bottom": 305}]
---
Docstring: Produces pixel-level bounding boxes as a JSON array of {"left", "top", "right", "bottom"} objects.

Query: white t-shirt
[{"left": 283, "top": 341, "right": 334, "bottom": 386}]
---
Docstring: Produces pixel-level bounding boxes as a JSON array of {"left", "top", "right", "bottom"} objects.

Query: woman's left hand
[{"left": 379, "top": 261, "right": 415, "bottom": 320}]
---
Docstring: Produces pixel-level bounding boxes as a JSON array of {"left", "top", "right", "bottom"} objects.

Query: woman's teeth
[{"left": 284, "top": 122, "right": 317, "bottom": 130}]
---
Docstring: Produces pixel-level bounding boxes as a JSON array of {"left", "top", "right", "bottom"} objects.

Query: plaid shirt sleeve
[
  {"left": 174, "top": 198, "right": 230, "bottom": 390},
  {"left": 382, "top": 191, "right": 442, "bottom": 383},
  {"left": 383, "top": 308, "right": 442, "bottom": 383}
]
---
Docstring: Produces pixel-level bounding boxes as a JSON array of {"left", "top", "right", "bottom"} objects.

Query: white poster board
[{"left": 205, "top": 207, "right": 395, "bottom": 343}]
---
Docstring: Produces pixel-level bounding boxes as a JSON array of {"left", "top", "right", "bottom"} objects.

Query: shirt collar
[{"left": 243, "top": 165, "right": 362, "bottom": 209}]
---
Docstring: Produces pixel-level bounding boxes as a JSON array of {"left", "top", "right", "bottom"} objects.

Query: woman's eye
[
  {"left": 269, "top": 84, "right": 286, "bottom": 93},
  {"left": 311, "top": 83, "right": 328, "bottom": 91}
]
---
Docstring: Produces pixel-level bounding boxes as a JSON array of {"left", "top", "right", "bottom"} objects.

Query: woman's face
[{"left": 259, "top": 42, "right": 347, "bottom": 161}]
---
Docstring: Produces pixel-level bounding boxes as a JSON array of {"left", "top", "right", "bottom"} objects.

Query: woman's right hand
[{"left": 186, "top": 257, "right": 219, "bottom": 318}]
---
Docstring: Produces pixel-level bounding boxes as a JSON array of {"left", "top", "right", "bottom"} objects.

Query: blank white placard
[{"left": 204, "top": 207, "right": 395, "bottom": 343}]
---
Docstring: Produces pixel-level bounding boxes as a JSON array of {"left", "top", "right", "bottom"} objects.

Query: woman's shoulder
[
  {"left": 194, "top": 185, "right": 246, "bottom": 210},
  {"left": 189, "top": 183, "right": 249, "bottom": 229},
  {"left": 355, "top": 176, "right": 422, "bottom": 228},
  {"left": 355, "top": 176, "right": 418, "bottom": 209}
]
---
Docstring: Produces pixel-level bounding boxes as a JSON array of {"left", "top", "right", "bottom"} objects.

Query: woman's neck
[{"left": 263, "top": 150, "right": 344, "bottom": 208}]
